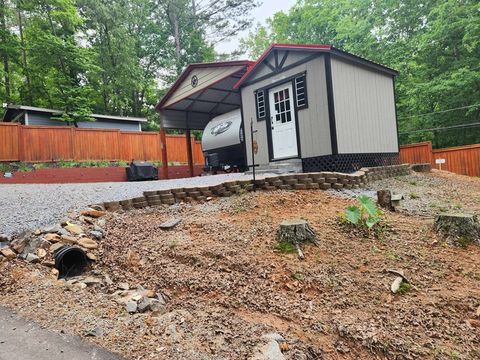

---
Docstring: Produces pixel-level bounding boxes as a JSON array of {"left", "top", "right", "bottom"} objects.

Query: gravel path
[{"left": 0, "top": 174, "right": 260, "bottom": 236}]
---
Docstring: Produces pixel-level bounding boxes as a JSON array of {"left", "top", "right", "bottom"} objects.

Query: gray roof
[{"left": 2, "top": 105, "right": 148, "bottom": 122}]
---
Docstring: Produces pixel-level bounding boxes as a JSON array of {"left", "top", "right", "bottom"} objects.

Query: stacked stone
[
  {"left": 144, "top": 190, "right": 162, "bottom": 207},
  {"left": 210, "top": 183, "right": 227, "bottom": 197},
  {"left": 196, "top": 186, "right": 213, "bottom": 201},
  {"left": 276, "top": 174, "right": 296, "bottom": 190},
  {"left": 223, "top": 181, "right": 241, "bottom": 195},
  {"left": 158, "top": 189, "right": 175, "bottom": 205},
  {"left": 132, "top": 196, "right": 147, "bottom": 209},
  {"left": 262, "top": 176, "right": 279, "bottom": 191},
  {"left": 171, "top": 188, "right": 186, "bottom": 202},
  {"left": 237, "top": 179, "right": 254, "bottom": 192},
  {"left": 104, "top": 201, "right": 121, "bottom": 212},
  {"left": 120, "top": 199, "right": 133, "bottom": 210}
]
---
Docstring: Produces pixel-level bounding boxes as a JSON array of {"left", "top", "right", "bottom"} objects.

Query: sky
[{"left": 215, "top": 0, "right": 296, "bottom": 55}]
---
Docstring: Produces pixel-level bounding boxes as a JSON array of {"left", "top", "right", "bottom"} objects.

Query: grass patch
[
  {"left": 274, "top": 241, "right": 296, "bottom": 254},
  {"left": 397, "top": 282, "right": 412, "bottom": 294},
  {"left": 17, "top": 163, "right": 32, "bottom": 172},
  {"left": 409, "top": 180, "right": 417, "bottom": 186},
  {"left": 0, "top": 163, "right": 11, "bottom": 173},
  {"left": 409, "top": 192, "right": 419, "bottom": 199},
  {"left": 32, "top": 163, "right": 46, "bottom": 170}
]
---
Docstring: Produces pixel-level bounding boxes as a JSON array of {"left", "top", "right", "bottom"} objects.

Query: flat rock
[
  {"left": 125, "top": 301, "right": 137, "bottom": 314},
  {"left": 77, "top": 238, "right": 98, "bottom": 250},
  {"left": 81, "top": 209, "right": 106, "bottom": 218},
  {"left": 61, "top": 235, "right": 78, "bottom": 244},
  {"left": 159, "top": 218, "right": 182, "bottom": 230},
  {"left": 118, "top": 282, "right": 130, "bottom": 290},
  {"left": 90, "top": 230, "right": 103, "bottom": 240},
  {"left": 0, "top": 234, "right": 11, "bottom": 242},
  {"left": 0, "top": 247, "right": 16, "bottom": 259},
  {"left": 64, "top": 224, "right": 84, "bottom": 235},
  {"left": 44, "top": 233, "right": 61, "bottom": 243},
  {"left": 137, "top": 297, "right": 151, "bottom": 313},
  {"left": 42, "top": 224, "right": 62, "bottom": 234},
  {"left": 49, "top": 242, "right": 65, "bottom": 253},
  {"left": 251, "top": 340, "right": 285, "bottom": 360},
  {"left": 26, "top": 253, "right": 40, "bottom": 263}
]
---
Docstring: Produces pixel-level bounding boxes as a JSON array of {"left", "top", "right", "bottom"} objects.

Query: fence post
[
  {"left": 70, "top": 127, "right": 75, "bottom": 160},
  {"left": 17, "top": 124, "right": 24, "bottom": 162},
  {"left": 160, "top": 127, "right": 169, "bottom": 179}
]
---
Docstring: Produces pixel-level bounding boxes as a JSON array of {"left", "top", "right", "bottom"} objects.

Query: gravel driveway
[{"left": 0, "top": 174, "right": 257, "bottom": 236}]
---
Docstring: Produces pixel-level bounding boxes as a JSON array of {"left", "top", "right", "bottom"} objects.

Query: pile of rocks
[
  {"left": 111, "top": 283, "right": 169, "bottom": 314},
  {"left": 92, "top": 165, "right": 410, "bottom": 212},
  {"left": 0, "top": 208, "right": 106, "bottom": 268}
]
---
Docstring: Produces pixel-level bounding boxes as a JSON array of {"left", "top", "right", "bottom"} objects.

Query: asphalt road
[{"left": 0, "top": 306, "right": 126, "bottom": 360}]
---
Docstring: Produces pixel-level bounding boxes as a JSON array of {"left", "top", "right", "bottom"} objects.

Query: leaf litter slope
[{"left": 1, "top": 172, "right": 480, "bottom": 359}]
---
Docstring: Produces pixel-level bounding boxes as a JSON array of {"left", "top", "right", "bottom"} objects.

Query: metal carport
[{"left": 155, "top": 60, "right": 252, "bottom": 178}]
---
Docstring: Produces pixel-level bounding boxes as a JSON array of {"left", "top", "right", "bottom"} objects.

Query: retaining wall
[{"left": 99, "top": 164, "right": 410, "bottom": 211}]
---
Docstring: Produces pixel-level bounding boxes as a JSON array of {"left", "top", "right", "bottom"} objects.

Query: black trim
[
  {"left": 330, "top": 48, "right": 398, "bottom": 76},
  {"left": 274, "top": 50, "right": 279, "bottom": 69},
  {"left": 278, "top": 51, "right": 289, "bottom": 70},
  {"left": 263, "top": 59, "right": 275, "bottom": 72},
  {"left": 393, "top": 76, "right": 400, "bottom": 152},
  {"left": 302, "top": 153, "right": 400, "bottom": 173},
  {"left": 239, "top": 90, "right": 249, "bottom": 169},
  {"left": 294, "top": 74, "right": 308, "bottom": 110},
  {"left": 243, "top": 53, "right": 320, "bottom": 87},
  {"left": 254, "top": 71, "right": 308, "bottom": 94},
  {"left": 325, "top": 54, "right": 338, "bottom": 155}
]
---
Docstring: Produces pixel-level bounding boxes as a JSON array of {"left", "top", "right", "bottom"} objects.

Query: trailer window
[
  {"left": 255, "top": 90, "right": 266, "bottom": 120},
  {"left": 294, "top": 74, "right": 308, "bottom": 109}
]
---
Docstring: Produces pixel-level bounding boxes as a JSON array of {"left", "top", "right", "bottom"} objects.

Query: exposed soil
[{"left": 1, "top": 171, "right": 479, "bottom": 360}]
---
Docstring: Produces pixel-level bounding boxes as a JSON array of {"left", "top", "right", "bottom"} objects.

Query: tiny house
[
  {"left": 157, "top": 43, "right": 400, "bottom": 173},
  {"left": 2, "top": 105, "right": 146, "bottom": 132}
]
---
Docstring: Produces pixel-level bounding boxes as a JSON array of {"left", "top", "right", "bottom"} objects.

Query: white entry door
[{"left": 268, "top": 83, "right": 298, "bottom": 159}]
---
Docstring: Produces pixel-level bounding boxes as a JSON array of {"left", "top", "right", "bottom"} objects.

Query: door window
[{"left": 273, "top": 88, "right": 292, "bottom": 124}]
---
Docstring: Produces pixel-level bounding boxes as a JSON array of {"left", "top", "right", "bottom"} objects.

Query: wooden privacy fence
[
  {"left": 400, "top": 141, "right": 480, "bottom": 177},
  {"left": 0, "top": 123, "right": 204, "bottom": 164}
]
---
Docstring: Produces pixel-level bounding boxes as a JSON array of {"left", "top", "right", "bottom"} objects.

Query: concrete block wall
[{"left": 98, "top": 164, "right": 410, "bottom": 211}]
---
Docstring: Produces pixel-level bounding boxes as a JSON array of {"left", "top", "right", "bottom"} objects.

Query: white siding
[
  {"left": 242, "top": 55, "right": 331, "bottom": 166},
  {"left": 331, "top": 58, "right": 398, "bottom": 153}
]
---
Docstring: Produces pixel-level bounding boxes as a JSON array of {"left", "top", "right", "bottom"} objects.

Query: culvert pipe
[{"left": 54, "top": 246, "right": 88, "bottom": 279}]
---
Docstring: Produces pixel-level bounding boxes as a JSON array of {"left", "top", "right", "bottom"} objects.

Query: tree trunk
[
  {"left": 17, "top": 8, "right": 33, "bottom": 104},
  {"left": 277, "top": 219, "right": 319, "bottom": 259},
  {"left": 434, "top": 214, "right": 480, "bottom": 247},
  {"left": 0, "top": 0, "right": 10, "bottom": 101}
]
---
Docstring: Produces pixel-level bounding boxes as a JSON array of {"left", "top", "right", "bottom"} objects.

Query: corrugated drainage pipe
[{"left": 54, "top": 246, "right": 88, "bottom": 279}]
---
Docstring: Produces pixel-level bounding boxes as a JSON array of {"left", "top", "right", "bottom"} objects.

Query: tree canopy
[
  {"left": 0, "top": 0, "right": 258, "bottom": 128},
  {"left": 241, "top": 0, "right": 480, "bottom": 148}
]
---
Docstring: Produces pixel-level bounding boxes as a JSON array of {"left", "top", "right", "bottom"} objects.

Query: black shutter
[
  {"left": 294, "top": 74, "right": 308, "bottom": 110},
  {"left": 255, "top": 90, "right": 266, "bottom": 121}
]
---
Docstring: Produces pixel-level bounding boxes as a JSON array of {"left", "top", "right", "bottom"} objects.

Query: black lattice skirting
[{"left": 302, "top": 153, "right": 400, "bottom": 173}]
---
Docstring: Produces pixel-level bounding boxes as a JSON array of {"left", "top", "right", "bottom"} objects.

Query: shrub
[
  {"left": 17, "top": 163, "right": 33, "bottom": 172},
  {"left": 32, "top": 163, "right": 46, "bottom": 170},
  {"left": 117, "top": 160, "right": 128, "bottom": 167},
  {"left": 0, "top": 163, "right": 11, "bottom": 173},
  {"left": 343, "top": 195, "right": 383, "bottom": 230}
]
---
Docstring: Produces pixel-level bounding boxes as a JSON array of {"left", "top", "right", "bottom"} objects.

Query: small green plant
[
  {"left": 343, "top": 195, "right": 383, "bottom": 229},
  {"left": 0, "top": 163, "right": 11, "bottom": 173},
  {"left": 117, "top": 160, "right": 128, "bottom": 167},
  {"left": 32, "top": 163, "right": 47, "bottom": 170},
  {"left": 409, "top": 192, "right": 419, "bottom": 199},
  {"left": 274, "top": 241, "right": 296, "bottom": 254},
  {"left": 397, "top": 282, "right": 412, "bottom": 295},
  {"left": 452, "top": 203, "right": 463, "bottom": 210},
  {"left": 17, "top": 163, "right": 32, "bottom": 172},
  {"left": 58, "top": 160, "right": 80, "bottom": 168},
  {"left": 409, "top": 180, "right": 417, "bottom": 186}
]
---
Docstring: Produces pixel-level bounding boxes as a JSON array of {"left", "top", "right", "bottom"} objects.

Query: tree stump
[
  {"left": 377, "top": 190, "right": 395, "bottom": 211},
  {"left": 277, "top": 219, "right": 319, "bottom": 259},
  {"left": 434, "top": 214, "right": 480, "bottom": 247}
]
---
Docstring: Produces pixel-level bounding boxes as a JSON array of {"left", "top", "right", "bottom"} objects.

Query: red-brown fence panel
[
  {"left": 21, "top": 126, "right": 74, "bottom": 162},
  {"left": 0, "top": 123, "right": 20, "bottom": 161},
  {"left": 120, "top": 131, "right": 161, "bottom": 161},
  {"left": 433, "top": 144, "right": 480, "bottom": 177},
  {"left": 74, "top": 128, "right": 120, "bottom": 160},
  {"left": 165, "top": 134, "right": 204, "bottom": 165},
  {"left": 399, "top": 142, "right": 432, "bottom": 165}
]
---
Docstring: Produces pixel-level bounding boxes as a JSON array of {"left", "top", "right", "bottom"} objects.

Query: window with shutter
[
  {"left": 255, "top": 90, "right": 266, "bottom": 120},
  {"left": 294, "top": 75, "right": 308, "bottom": 109}
]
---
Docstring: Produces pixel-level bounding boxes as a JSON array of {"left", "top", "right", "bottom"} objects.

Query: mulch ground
[{"left": 1, "top": 171, "right": 479, "bottom": 360}]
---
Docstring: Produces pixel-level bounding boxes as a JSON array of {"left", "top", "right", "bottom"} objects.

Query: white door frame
[{"left": 268, "top": 82, "right": 298, "bottom": 160}]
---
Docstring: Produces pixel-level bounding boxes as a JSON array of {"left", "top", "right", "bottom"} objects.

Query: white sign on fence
[{"left": 435, "top": 158, "right": 446, "bottom": 164}]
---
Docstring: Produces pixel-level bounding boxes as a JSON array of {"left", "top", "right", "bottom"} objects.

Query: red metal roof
[{"left": 156, "top": 60, "right": 253, "bottom": 111}]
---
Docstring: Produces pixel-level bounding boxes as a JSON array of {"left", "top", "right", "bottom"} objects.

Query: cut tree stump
[
  {"left": 434, "top": 213, "right": 480, "bottom": 247},
  {"left": 377, "top": 190, "right": 395, "bottom": 211},
  {"left": 277, "top": 219, "right": 319, "bottom": 259}
]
